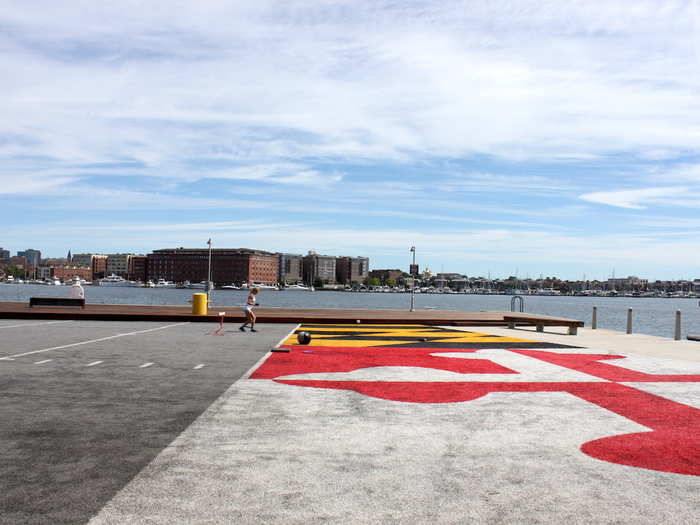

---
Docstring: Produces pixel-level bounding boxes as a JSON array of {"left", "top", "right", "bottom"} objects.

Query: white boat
[
  {"left": 284, "top": 284, "right": 313, "bottom": 291},
  {"left": 98, "top": 274, "right": 133, "bottom": 287},
  {"left": 186, "top": 281, "right": 209, "bottom": 289},
  {"left": 241, "top": 282, "right": 279, "bottom": 290},
  {"left": 220, "top": 284, "right": 240, "bottom": 290},
  {"left": 154, "top": 279, "right": 176, "bottom": 288}
]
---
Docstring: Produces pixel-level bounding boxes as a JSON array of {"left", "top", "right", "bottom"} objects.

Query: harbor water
[{"left": 2, "top": 284, "right": 699, "bottom": 340}]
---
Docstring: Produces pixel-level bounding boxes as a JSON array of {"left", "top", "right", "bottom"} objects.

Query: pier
[
  {"left": 1, "top": 312, "right": 697, "bottom": 524},
  {"left": 0, "top": 301, "right": 584, "bottom": 332}
]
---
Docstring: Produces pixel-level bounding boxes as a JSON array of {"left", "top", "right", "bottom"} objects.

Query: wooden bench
[
  {"left": 29, "top": 297, "right": 85, "bottom": 309},
  {"left": 503, "top": 315, "right": 583, "bottom": 335}
]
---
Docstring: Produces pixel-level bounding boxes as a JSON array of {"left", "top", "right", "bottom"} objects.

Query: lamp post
[
  {"left": 410, "top": 246, "right": 416, "bottom": 312},
  {"left": 206, "top": 238, "right": 213, "bottom": 298}
]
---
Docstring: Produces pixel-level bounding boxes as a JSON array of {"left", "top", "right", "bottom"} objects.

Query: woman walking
[{"left": 240, "top": 287, "right": 259, "bottom": 332}]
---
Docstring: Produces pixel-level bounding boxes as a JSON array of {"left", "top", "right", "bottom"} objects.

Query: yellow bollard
[{"left": 191, "top": 293, "right": 208, "bottom": 315}]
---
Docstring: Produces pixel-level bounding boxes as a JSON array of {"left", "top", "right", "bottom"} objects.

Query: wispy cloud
[
  {"left": 2, "top": 1, "right": 700, "bottom": 278},
  {"left": 579, "top": 187, "right": 691, "bottom": 209}
]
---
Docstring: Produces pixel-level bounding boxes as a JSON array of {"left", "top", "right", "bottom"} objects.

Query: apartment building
[
  {"left": 128, "top": 255, "right": 147, "bottom": 282},
  {"left": 303, "top": 251, "right": 336, "bottom": 285},
  {"left": 71, "top": 253, "right": 108, "bottom": 280},
  {"left": 279, "top": 253, "right": 304, "bottom": 284},
  {"left": 17, "top": 249, "right": 41, "bottom": 266},
  {"left": 335, "top": 256, "right": 369, "bottom": 284},
  {"left": 147, "top": 248, "right": 278, "bottom": 285},
  {"left": 106, "top": 254, "right": 133, "bottom": 277}
]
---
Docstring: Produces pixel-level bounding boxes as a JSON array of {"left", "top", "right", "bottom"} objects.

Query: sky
[{"left": 1, "top": 0, "right": 700, "bottom": 281}]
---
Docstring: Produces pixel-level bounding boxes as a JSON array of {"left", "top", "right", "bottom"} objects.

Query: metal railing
[{"left": 510, "top": 295, "right": 524, "bottom": 312}]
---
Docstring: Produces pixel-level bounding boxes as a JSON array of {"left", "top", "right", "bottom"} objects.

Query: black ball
[{"left": 297, "top": 331, "right": 312, "bottom": 345}]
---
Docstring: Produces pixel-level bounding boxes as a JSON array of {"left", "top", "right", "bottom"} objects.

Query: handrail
[{"left": 511, "top": 295, "right": 524, "bottom": 312}]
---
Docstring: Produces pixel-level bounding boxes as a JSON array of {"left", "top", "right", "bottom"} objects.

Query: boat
[
  {"left": 220, "top": 284, "right": 240, "bottom": 290},
  {"left": 240, "top": 282, "right": 279, "bottom": 290},
  {"left": 97, "top": 274, "right": 134, "bottom": 287},
  {"left": 186, "top": 281, "right": 209, "bottom": 289},
  {"left": 154, "top": 279, "right": 176, "bottom": 288},
  {"left": 284, "top": 284, "right": 313, "bottom": 291}
]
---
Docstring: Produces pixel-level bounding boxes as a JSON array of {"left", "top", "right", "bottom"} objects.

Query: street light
[
  {"left": 410, "top": 246, "right": 416, "bottom": 312},
  {"left": 206, "top": 238, "right": 213, "bottom": 298}
]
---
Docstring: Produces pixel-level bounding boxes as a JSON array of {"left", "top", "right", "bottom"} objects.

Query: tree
[
  {"left": 369, "top": 277, "right": 381, "bottom": 287},
  {"left": 386, "top": 278, "right": 396, "bottom": 288},
  {"left": 2, "top": 265, "right": 24, "bottom": 278}
]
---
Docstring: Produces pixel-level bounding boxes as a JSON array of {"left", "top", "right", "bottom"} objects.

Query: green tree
[
  {"left": 3, "top": 265, "right": 24, "bottom": 278},
  {"left": 369, "top": 277, "right": 381, "bottom": 287},
  {"left": 386, "top": 278, "right": 396, "bottom": 288}
]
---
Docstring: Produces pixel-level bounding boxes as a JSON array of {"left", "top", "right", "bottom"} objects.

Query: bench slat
[{"left": 29, "top": 297, "right": 85, "bottom": 309}]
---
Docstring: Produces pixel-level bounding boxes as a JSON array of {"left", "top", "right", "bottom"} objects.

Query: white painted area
[
  {"left": 89, "top": 381, "right": 696, "bottom": 525},
  {"left": 86, "top": 360, "right": 103, "bottom": 367},
  {"left": 0, "top": 322, "right": 189, "bottom": 360},
  {"left": 0, "top": 321, "right": 69, "bottom": 330},
  {"left": 193, "top": 364, "right": 205, "bottom": 370},
  {"left": 278, "top": 349, "right": 607, "bottom": 383},
  {"left": 34, "top": 359, "right": 52, "bottom": 365},
  {"left": 604, "top": 354, "right": 700, "bottom": 375},
  {"left": 622, "top": 382, "right": 700, "bottom": 409},
  {"left": 140, "top": 362, "right": 155, "bottom": 368}
]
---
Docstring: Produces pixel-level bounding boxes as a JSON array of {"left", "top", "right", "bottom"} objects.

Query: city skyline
[
  {"left": 1, "top": 242, "right": 697, "bottom": 283},
  {"left": 1, "top": 2, "right": 699, "bottom": 281}
]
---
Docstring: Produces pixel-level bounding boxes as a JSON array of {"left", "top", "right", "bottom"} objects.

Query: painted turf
[{"left": 89, "top": 324, "right": 700, "bottom": 524}]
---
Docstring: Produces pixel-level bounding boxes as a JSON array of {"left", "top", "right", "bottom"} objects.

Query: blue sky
[{"left": 1, "top": 1, "right": 700, "bottom": 280}]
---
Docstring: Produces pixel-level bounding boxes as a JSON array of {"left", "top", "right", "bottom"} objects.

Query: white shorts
[{"left": 243, "top": 305, "right": 254, "bottom": 313}]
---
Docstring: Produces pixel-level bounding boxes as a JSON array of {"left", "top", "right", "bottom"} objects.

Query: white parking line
[
  {"left": 193, "top": 364, "right": 205, "bottom": 370},
  {"left": 139, "top": 362, "right": 155, "bottom": 368},
  {"left": 0, "top": 321, "right": 69, "bottom": 330},
  {"left": 34, "top": 359, "right": 53, "bottom": 365},
  {"left": 86, "top": 361, "right": 103, "bottom": 367},
  {"left": 0, "top": 322, "right": 190, "bottom": 361}
]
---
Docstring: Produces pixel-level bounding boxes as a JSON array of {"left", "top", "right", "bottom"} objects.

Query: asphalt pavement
[{"left": 0, "top": 319, "right": 294, "bottom": 525}]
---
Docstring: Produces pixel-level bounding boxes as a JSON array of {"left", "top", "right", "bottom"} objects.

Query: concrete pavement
[{"left": 88, "top": 324, "right": 700, "bottom": 524}]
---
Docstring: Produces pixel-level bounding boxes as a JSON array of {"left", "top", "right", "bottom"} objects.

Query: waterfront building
[
  {"left": 409, "top": 264, "right": 419, "bottom": 277},
  {"left": 608, "top": 276, "right": 648, "bottom": 290},
  {"left": 369, "top": 269, "right": 403, "bottom": 284},
  {"left": 436, "top": 273, "right": 463, "bottom": 281},
  {"left": 36, "top": 265, "right": 91, "bottom": 282},
  {"left": 17, "top": 249, "right": 41, "bottom": 266},
  {"left": 303, "top": 251, "right": 336, "bottom": 286},
  {"left": 335, "top": 256, "right": 369, "bottom": 285},
  {"left": 147, "top": 248, "right": 278, "bottom": 286},
  {"left": 128, "top": 255, "right": 147, "bottom": 282},
  {"left": 71, "top": 254, "right": 108, "bottom": 280},
  {"left": 279, "top": 253, "right": 304, "bottom": 284},
  {"left": 0, "top": 247, "right": 10, "bottom": 261},
  {"left": 106, "top": 254, "right": 134, "bottom": 278}
]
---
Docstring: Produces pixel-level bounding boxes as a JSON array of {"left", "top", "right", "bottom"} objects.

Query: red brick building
[
  {"left": 147, "top": 248, "right": 278, "bottom": 286},
  {"left": 128, "top": 255, "right": 147, "bottom": 282},
  {"left": 53, "top": 266, "right": 93, "bottom": 282}
]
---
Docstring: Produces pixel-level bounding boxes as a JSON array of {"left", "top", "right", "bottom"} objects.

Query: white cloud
[
  {"left": 578, "top": 186, "right": 690, "bottom": 209},
  {"left": 0, "top": 176, "right": 80, "bottom": 194},
  {"left": 1, "top": 0, "right": 699, "bottom": 169}
]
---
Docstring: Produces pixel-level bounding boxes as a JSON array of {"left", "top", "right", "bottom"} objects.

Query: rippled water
[{"left": 2, "top": 284, "right": 699, "bottom": 339}]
